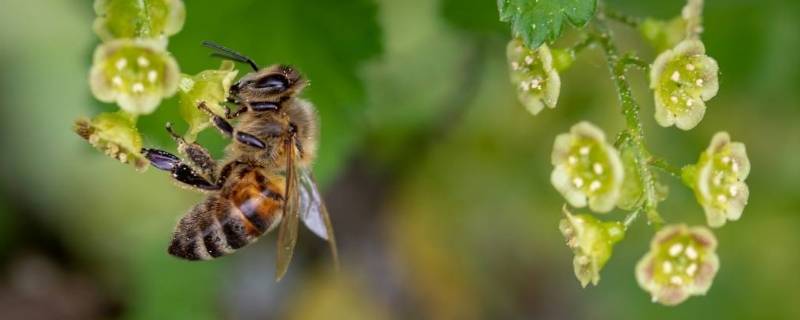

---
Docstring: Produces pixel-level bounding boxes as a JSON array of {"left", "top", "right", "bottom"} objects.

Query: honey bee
[{"left": 141, "top": 41, "right": 337, "bottom": 280}]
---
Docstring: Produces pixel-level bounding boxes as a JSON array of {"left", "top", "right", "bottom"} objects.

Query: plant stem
[
  {"left": 569, "top": 34, "right": 597, "bottom": 56},
  {"left": 594, "top": 18, "right": 663, "bottom": 227},
  {"left": 603, "top": 8, "right": 641, "bottom": 28},
  {"left": 621, "top": 54, "right": 650, "bottom": 73},
  {"left": 649, "top": 157, "right": 682, "bottom": 178}
]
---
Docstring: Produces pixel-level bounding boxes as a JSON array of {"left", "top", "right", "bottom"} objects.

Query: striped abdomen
[{"left": 168, "top": 170, "right": 286, "bottom": 260}]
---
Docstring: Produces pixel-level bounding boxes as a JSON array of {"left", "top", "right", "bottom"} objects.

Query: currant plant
[
  {"left": 75, "top": 0, "right": 239, "bottom": 170},
  {"left": 498, "top": 0, "right": 751, "bottom": 305}
]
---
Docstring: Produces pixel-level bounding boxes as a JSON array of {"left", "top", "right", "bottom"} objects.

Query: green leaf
[{"left": 498, "top": 0, "right": 597, "bottom": 49}]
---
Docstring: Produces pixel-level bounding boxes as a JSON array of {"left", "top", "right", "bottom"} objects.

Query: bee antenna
[{"left": 202, "top": 40, "right": 260, "bottom": 71}]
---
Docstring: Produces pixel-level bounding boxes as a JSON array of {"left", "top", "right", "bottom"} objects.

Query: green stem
[
  {"left": 621, "top": 54, "right": 650, "bottom": 74},
  {"left": 594, "top": 18, "right": 663, "bottom": 227},
  {"left": 569, "top": 34, "right": 597, "bottom": 56},
  {"left": 604, "top": 7, "right": 641, "bottom": 28},
  {"left": 623, "top": 207, "right": 643, "bottom": 228},
  {"left": 649, "top": 157, "right": 682, "bottom": 178}
]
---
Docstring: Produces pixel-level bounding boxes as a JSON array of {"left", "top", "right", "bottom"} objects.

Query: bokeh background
[{"left": 1, "top": 0, "right": 798, "bottom": 319}]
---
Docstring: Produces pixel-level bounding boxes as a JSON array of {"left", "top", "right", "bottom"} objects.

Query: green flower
[
  {"left": 636, "top": 224, "right": 719, "bottom": 306},
  {"left": 559, "top": 207, "right": 625, "bottom": 287},
  {"left": 551, "top": 122, "right": 624, "bottom": 213},
  {"left": 74, "top": 111, "right": 147, "bottom": 171},
  {"left": 506, "top": 38, "right": 560, "bottom": 115},
  {"left": 178, "top": 61, "right": 239, "bottom": 140},
  {"left": 639, "top": 16, "right": 686, "bottom": 53},
  {"left": 93, "top": 0, "right": 186, "bottom": 42},
  {"left": 650, "top": 39, "right": 719, "bottom": 130},
  {"left": 89, "top": 39, "right": 180, "bottom": 115},
  {"left": 683, "top": 132, "right": 750, "bottom": 228}
]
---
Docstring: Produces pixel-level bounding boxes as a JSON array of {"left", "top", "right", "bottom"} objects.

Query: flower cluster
[
  {"left": 78, "top": 0, "right": 186, "bottom": 170},
  {"left": 683, "top": 132, "right": 750, "bottom": 228},
  {"left": 497, "top": 0, "right": 743, "bottom": 307},
  {"left": 551, "top": 122, "right": 624, "bottom": 213},
  {"left": 560, "top": 208, "right": 625, "bottom": 287},
  {"left": 506, "top": 39, "right": 560, "bottom": 115},
  {"left": 636, "top": 225, "right": 719, "bottom": 305},
  {"left": 650, "top": 39, "right": 719, "bottom": 130}
]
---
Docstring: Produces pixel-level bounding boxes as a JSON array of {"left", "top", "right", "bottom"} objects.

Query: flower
[
  {"left": 551, "top": 122, "right": 624, "bottom": 212},
  {"left": 506, "top": 38, "right": 560, "bottom": 115},
  {"left": 636, "top": 224, "right": 719, "bottom": 306},
  {"left": 74, "top": 111, "right": 148, "bottom": 171},
  {"left": 650, "top": 39, "right": 719, "bottom": 130},
  {"left": 178, "top": 61, "right": 239, "bottom": 140},
  {"left": 89, "top": 39, "right": 180, "bottom": 115},
  {"left": 93, "top": 0, "right": 186, "bottom": 42},
  {"left": 683, "top": 132, "right": 750, "bottom": 227},
  {"left": 559, "top": 207, "right": 625, "bottom": 287},
  {"left": 639, "top": 16, "right": 686, "bottom": 53}
]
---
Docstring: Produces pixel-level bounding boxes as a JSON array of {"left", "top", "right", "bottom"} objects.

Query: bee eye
[{"left": 253, "top": 74, "right": 289, "bottom": 93}]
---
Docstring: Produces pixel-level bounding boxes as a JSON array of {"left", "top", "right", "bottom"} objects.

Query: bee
[{"left": 141, "top": 41, "right": 337, "bottom": 280}]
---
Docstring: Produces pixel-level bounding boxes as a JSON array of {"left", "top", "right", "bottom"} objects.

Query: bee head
[
  {"left": 202, "top": 41, "right": 306, "bottom": 103},
  {"left": 229, "top": 64, "right": 306, "bottom": 102}
]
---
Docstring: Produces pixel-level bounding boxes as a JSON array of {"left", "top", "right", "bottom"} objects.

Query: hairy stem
[
  {"left": 595, "top": 18, "right": 663, "bottom": 226},
  {"left": 649, "top": 157, "right": 682, "bottom": 178},
  {"left": 603, "top": 7, "right": 641, "bottom": 28}
]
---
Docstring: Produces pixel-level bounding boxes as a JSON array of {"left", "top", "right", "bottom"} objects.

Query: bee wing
[
  {"left": 275, "top": 138, "right": 300, "bottom": 281},
  {"left": 298, "top": 169, "right": 339, "bottom": 269}
]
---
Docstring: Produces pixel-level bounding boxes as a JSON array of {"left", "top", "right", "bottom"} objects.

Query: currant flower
[
  {"left": 650, "top": 39, "right": 719, "bottom": 130},
  {"left": 506, "top": 38, "right": 560, "bottom": 115},
  {"left": 639, "top": 16, "right": 686, "bottom": 53},
  {"left": 559, "top": 207, "right": 625, "bottom": 287},
  {"left": 178, "top": 61, "right": 239, "bottom": 140},
  {"left": 74, "top": 111, "right": 147, "bottom": 171},
  {"left": 89, "top": 39, "right": 180, "bottom": 115},
  {"left": 683, "top": 132, "right": 750, "bottom": 228},
  {"left": 93, "top": 0, "right": 186, "bottom": 42},
  {"left": 551, "top": 122, "right": 624, "bottom": 212},
  {"left": 636, "top": 224, "right": 719, "bottom": 306}
]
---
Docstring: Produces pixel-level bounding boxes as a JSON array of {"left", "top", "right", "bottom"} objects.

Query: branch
[{"left": 594, "top": 17, "right": 663, "bottom": 227}]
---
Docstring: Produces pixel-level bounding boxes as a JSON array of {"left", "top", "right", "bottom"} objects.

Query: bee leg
[
  {"left": 141, "top": 148, "right": 220, "bottom": 190},
  {"left": 165, "top": 123, "right": 219, "bottom": 181},
  {"left": 198, "top": 102, "right": 235, "bottom": 137},
  {"left": 198, "top": 102, "right": 267, "bottom": 149},
  {"left": 224, "top": 102, "right": 247, "bottom": 119}
]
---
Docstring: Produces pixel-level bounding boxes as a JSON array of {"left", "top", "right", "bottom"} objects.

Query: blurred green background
[{"left": 0, "top": 0, "right": 798, "bottom": 319}]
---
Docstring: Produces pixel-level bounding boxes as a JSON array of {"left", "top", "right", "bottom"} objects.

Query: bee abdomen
[{"left": 168, "top": 196, "right": 263, "bottom": 260}]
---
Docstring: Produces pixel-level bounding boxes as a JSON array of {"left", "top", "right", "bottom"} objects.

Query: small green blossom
[
  {"left": 89, "top": 39, "right": 180, "bottom": 115},
  {"left": 639, "top": 16, "right": 686, "bottom": 53},
  {"left": 636, "top": 224, "right": 719, "bottom": 306},
  {"left": 683, "top": 132, "right": 750, "bottom": 228},
  {"left": 74, "top": 111, "right": 147, "bottom": 171},
  {"left": 506, "top": 38, "right": 560, "bottom": 115},
  {"left": 178, "top": 61, "right": 239, "bottom": 140},
  {"left": 551, "top": 122, "right": 624, "bottom": 212},
  {"left": 650, "top": 39, "right": 719, "bottom": 130},
  {"left": 559, "top": 207, "right": 625, "bottom": 287},
  {"left": 93, "top": 0, "right": 186, "bottom": 42}
]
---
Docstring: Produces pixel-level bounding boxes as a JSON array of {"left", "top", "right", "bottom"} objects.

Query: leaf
[{"left": 498, "top": 0, "right": 597, "bottom": 49}]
